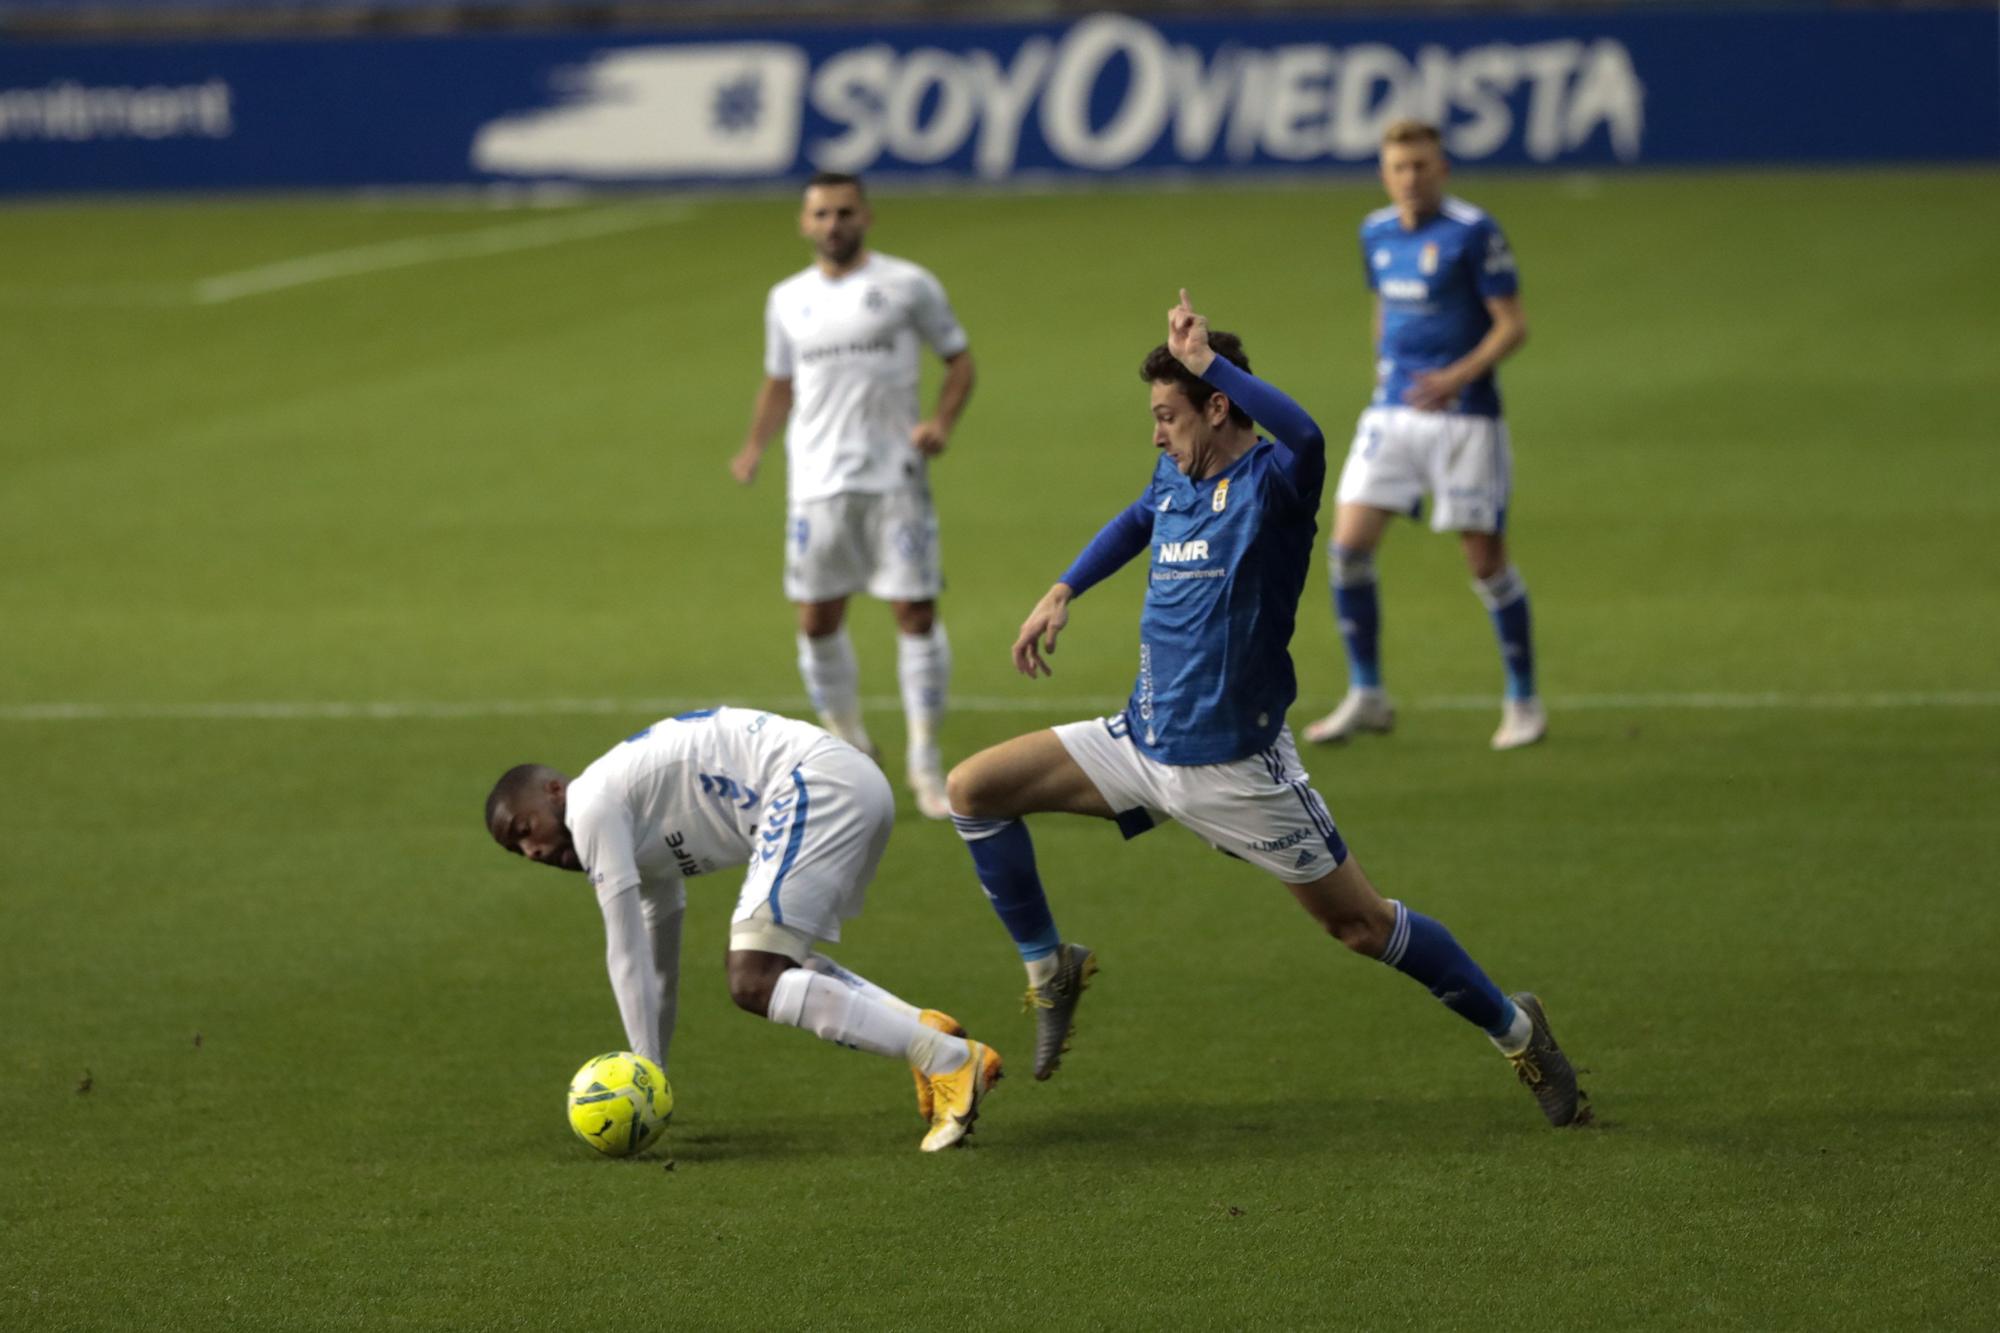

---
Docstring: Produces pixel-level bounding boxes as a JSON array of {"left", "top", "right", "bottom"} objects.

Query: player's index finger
[{"left": 1178, "top": 287, "right": 1191, "bottom": 310}]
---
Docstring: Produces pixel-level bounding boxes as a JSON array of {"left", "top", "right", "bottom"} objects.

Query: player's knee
[
  {"left": 892, "top": 601, "right": 936, "bottom": 635},
  {"left": 944, "top": 760, "right": 989, "bottom": 818},
  {"left": 797, "top": 601, "right": 846, "bottom": 637},
  {"left": 725, "top": 957, "right": 783, "bottom": 1017}
]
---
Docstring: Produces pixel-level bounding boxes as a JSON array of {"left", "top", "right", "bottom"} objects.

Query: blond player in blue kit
[
  {"left": 1301, "top": 120, "right": 1545, "bottom": 751},
  {"left": 485, "top": 707, "right": 1002, "bottom": 1152}
]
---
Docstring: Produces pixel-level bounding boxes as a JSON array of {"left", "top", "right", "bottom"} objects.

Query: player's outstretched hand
[
  {"left": 1167, "top": 288, "right": 1215, "bottom": 375},
  {"left": 1012, "top": 584, "right": 1074, "bottom": 678},
  {"left": 910, "top": 419, "right": 950, "bottom": 457},
  {"left": 729, "top": 445, "right": 761, "bottom": 485}
]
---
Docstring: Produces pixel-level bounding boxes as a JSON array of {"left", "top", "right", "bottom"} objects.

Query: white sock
[
  {"left": 1490, "top": 1002, "right": 1533, "bottom": 1056},
  {"left": 897, "top": 624, "right": 949, "bottom": 772},
  {"left": 907, "top": 1022, "right": 970, "bottom": 1077},
  {"left": 797, "top": 629, "right": 872, "bottom": 751},
  {"left": 1025, "top": 951, "right": 1061, "bottom": 988},
  {"left": 800, "top": 953, "right": 919, "bottom": 1017},
  {"left": 768, "top": 968, "right": 968, "bottom": 1073},
  {"left": 1471, "top": 565, "right": 1527, "bottom": 612}
]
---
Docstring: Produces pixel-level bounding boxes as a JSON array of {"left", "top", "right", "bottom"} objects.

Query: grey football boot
[
  {"left": 1024, "top": 943, "right": 1097, "bottom": 1080},
  {"left": 1506, "top": 992, "right": 1588, "bottom": 1126}
]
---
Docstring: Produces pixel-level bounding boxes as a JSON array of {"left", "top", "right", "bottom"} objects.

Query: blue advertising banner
[{"left": 0, "top": 7, "right": 1994, "bottom": 194}]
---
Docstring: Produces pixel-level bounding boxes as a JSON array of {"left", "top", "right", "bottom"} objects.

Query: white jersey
[
  {"left": 562, "top": 707, "right": 838, "bottom": 1070},
  {"left": 763, "top": 251, "right": 969, "bottom": 504},
  {"left": 565, "top": 707, "right": 832, "bottom": 897}
]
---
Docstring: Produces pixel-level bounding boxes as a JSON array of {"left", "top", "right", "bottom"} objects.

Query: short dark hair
[
  {"left": 484, "top": 762, "right": 555, "bottom": 832},
  {"left": 1140, "top": 332, "right": 1253, "bottom": 429},
  {"left": 806, "top": 171, "right": 866, "bottom": 196}
]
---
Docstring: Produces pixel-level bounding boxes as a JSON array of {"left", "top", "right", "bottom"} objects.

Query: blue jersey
[
  {"left": 1057, "top": 357, "right": 1325, "bottom": 766},
  {"left": 1362, "top": 196, "right": 1519, "bottom": 418}
]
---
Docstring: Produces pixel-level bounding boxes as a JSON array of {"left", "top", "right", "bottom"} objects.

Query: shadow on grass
[{"left": 634, "top": 1088, "right": 1614, "bottom": 1169}]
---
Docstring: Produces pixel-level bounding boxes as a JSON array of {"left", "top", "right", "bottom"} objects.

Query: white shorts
[
  {"left": 1052, "top": 715, "right": 1347, "bottom": 885},
  {"left": 1335, "top": 407, "right": 1512, "bottom": 534},
  {"left": 730, "top": 740, "right": 893, "bottom": 955},
  {"left": 784, "top": 489, "right": 942, "bottom": 603}
]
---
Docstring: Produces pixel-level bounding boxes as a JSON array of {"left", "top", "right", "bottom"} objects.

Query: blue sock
[
  {"left": 1475, "top": 566, "right": 1536, "bottom": 700},
  {"left": 1380, "top": 901, "right": 1516, "bottom": 1037},
  {"left": 1332, "top": 546, "right": 1382, "bottom": 689},
  {"left": 950, "top": 815, "right": 1060, "bottom": 962}
]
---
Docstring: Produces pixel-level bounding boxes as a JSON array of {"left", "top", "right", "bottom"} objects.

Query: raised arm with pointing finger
[{"left": 1013, "top": 290, "right": 1325, "bottom": 682}]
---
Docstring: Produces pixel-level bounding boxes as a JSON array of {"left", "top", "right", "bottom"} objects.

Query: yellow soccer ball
[{"left": 566, "top": 1051, "right": 673, "bottom": 1157}]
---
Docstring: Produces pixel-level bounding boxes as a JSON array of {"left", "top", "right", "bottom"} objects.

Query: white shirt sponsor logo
[
  {"left": 763, "top": 253, "right": 969, "bottom": 503},
  {"left": 1157, "top": 539, "right": 1210, "bottom": 563}
]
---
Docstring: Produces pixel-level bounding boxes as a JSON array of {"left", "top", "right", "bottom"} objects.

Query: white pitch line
[
  {"left": 2, "top": 691, "right": 1998, "bottom": 723},
  {"left": 192, "top": 204, "right": 692, "bottom": 304},
  {"left": 1418, "top": 691, "right": 2000, "bottom": 712}
]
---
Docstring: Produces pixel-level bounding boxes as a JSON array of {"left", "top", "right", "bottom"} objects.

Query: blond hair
[{"left": 1381, "top": 119, "right": 1443, "bottom": 150}]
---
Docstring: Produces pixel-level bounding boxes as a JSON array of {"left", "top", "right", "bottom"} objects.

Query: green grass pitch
[{"left": 2, "top": 168, "right": 1996, "bottom": 1329}]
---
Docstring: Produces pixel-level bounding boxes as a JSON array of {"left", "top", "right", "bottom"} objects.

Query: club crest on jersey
[
  {"left": 1211, "top": 478, "right": 1229, "bottom": 513},
  {"left": 1373, "top": 249, "right": 1391, "bottom": 268},
  {"left": 864, "top": 288, "right": 886, "bottom": 311},
  {"left": 1419, "top": 243, "right": 1439, "bottom": 275}
]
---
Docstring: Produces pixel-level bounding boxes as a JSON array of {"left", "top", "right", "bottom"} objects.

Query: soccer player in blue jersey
[
  {"left": 944, "top": 290, "right": 1586, "bottom": 1128},
  {"left": 1301, "top": 119, "right": 1544, "bottom": 751}
]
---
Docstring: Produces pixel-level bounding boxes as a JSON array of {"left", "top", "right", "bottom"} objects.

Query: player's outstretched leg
[
  {"left": 1289, "top": 859, "right": 1586, "bottom": 1126},
  {"left": 1471, "top": 564, "right": 1545, "bottom": 750},
  {"left": 1377, "top": 901, "right": 1584, "bottom": 1125},
  {"left": 897, "top": 622, "right": 952, "bottom": 819},
  {"left": 1304, "top": 545, "right": 1395, "bottom": 744}
]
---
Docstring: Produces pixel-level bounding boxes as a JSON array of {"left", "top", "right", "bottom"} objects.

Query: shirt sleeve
[
  {"left": 1475, "top": 219, "right": 1521, "bottom": 300},
  {"left": 597, "top": 875, "right": 687, "bottom": 1070},
  {"left": 1058, "top": 487, "right": 1156, "bottom": 595},
  {"left": 1192, "top": 356, "right": 1320, "bottom": 470},
  {"left": 570, "top": 790, "right": 642, "bottom": 899},
  {"left": 910, "top": 266, "right": 970, "bottom": 358},
  {"left": 1359, "top": 227, "right": 1379, "bottom": 292},
  {"left": 763, "top": 285, "right": 795, "bottom": 379}
]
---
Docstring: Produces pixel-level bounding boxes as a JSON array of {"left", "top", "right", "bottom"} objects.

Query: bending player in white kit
[
  {"left": 484, "top": 707, "right": 1002, "bottom": 1152},
  {"left": 731, "top": 172, "right": 975, "bottom": 818}
]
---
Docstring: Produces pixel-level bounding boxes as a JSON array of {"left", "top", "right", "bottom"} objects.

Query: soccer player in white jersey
[
  {"left": 945, "top": 291, "right": 1587, "bottom": 1128},
  {"left": 485, "top": 706, "right": 1002, "bottom": 1152},
  {"left": 730, "top": 172, "right": 975, "bottom": 818},
  {"left": 1301, "top": 119, "right": 1545, "bottom": 751}
]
